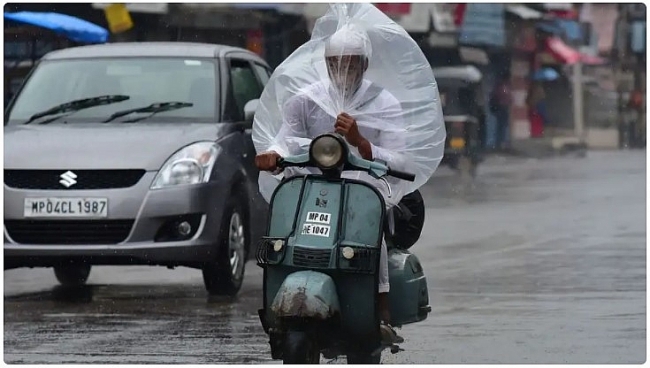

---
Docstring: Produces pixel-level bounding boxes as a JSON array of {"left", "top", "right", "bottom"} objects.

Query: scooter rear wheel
[{"left": 282, "top": 330, "right": 320, "bottom": 364}]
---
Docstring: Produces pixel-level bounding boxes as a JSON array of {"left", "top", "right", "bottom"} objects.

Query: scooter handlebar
[
  {"left": 387, "top": 169, "right": 416, "bottom": 182},
  {"left": 275, "top": 157, "right": 303, "bottom": 170},
  {"left": 276, "top": 157, "right": 286, "bottom": 168},
  {"left": 277, "top": 156, "right": 416, "bottom": 182}
]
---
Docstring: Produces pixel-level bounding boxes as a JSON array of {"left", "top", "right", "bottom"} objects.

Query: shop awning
[
  {"left": 4, "top": 12, "right": 108, "bottom": 44},
  {"left": 545, "top": 37, "right": 606, "bottom": 65}
]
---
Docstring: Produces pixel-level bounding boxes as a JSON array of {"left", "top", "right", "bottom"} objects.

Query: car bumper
[
  {"left": 4, "top": 239, "right": 214, "bottom": 266},
  {"left": 4, "top": 172, "right": 229, "bottom": 266}
]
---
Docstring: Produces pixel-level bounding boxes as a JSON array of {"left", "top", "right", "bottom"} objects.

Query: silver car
[{"left": 4, "top": 42, "right": 271, "bottom": 296}]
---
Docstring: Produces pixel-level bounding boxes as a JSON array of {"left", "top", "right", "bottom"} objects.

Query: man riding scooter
[
  {"left": 252, "top": 3, "right": 446, "bottom": 356},
  {"left": 256, "top": 24, "right": 411, "bottom": 344}
]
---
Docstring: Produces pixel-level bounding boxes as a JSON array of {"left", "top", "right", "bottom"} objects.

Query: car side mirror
[{"left": 244, "top": 99, "right": 259, "bottom": 127}]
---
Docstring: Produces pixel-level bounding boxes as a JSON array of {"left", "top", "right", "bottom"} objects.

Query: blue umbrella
[
  {"left": 531, "top": 68, "right": 560, "bottom": 81},
  {"left": 4, "top": 12, "right": 108, "bottom": 44}
]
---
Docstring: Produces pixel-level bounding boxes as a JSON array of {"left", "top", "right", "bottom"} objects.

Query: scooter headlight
[
  {"left": 273, "top": 239, "right": 284, "bottom": 252},
  {"left": 310, "top": 134, "right": 345, "bottom": 169}
]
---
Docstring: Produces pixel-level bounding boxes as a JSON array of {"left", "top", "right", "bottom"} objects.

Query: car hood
[{"left": 4, "top": 123, "right": 232, "bottom": 170}]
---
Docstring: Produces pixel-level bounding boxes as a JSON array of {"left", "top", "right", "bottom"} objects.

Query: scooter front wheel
[{"left": 282, "top": 330, "right": 320, "bottom": 364}]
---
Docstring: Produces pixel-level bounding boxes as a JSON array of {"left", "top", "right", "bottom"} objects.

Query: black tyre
[
  {"left": 54, "top": 264, "right": 91, "bottom": 287},
  {"left": 283, "top": 330, "right": 320, "bottom": 364},
  {"left": 202, "top": 195, "right": 247, "bottom": 296}
]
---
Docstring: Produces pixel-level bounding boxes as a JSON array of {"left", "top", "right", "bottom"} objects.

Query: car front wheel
[
  {"left": 54, "top": 264, "right": 91, "bottom": 287},
  {"left": 202, "top": 196, "right": 247, "bottom": 296}
]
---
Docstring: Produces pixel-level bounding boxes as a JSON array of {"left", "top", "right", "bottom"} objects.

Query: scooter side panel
[{"left": 387, "top": 249, "right": 431, "bottom": 326}]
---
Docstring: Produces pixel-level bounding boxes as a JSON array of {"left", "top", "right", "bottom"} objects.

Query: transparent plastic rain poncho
[{"left": 252, "top": 3, "right": 446, "bottom": 207}]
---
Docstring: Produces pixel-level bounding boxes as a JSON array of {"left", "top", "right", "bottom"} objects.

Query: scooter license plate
[{"left": 301, "top": 223, "right": 331, "bottom": 237}]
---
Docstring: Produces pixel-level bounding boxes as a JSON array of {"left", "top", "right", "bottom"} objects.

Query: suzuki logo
[{"left": 59, "top": 171, "right": 78, "bottom": 188}]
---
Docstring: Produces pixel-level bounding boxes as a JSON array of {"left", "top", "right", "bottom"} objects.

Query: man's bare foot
[{"left": 380, "top": 322, "right": 404, "bottom": 344}]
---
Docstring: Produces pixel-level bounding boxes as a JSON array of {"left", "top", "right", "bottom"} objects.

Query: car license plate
[{"left": 24, "top": 198, "right": 108, "bottom": 218}]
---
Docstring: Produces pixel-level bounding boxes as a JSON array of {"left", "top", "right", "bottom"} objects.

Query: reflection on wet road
[
  {"left": 4, "top": 281, "right": 272, "bottom": 364},
  {"left": 5, "top": 278, "right": 270, "bottom": 364},
  {"left": 4, "top": 151, "right": 646, "bottom": 364}
]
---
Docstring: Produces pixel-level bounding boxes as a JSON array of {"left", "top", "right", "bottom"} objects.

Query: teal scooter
[{"left": 257, "top": 133, "right": 431, "bottom": 364}]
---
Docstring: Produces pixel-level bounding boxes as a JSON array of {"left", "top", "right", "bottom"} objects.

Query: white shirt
[{"left": 261, "top": 78, "right": 409, "bottom": 207}]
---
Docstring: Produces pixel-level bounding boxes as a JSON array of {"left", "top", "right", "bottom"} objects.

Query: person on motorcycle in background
[{"left": 255, "top": 24, "right": 405, "bottom": 345}]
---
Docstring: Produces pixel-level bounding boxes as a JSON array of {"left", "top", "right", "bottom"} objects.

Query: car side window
[
  {"left": 253, "top": 63, "right": 271, "bottom": 86},
  {"left": 229, "top": 59, "right": 263, "bottom": 121}
]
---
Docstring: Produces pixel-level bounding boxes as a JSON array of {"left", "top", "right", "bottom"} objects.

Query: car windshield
[{"left": 6, "top": 58, "right": 218, "bottom": 125}]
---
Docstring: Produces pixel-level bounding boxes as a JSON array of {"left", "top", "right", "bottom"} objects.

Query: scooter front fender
[{"left": 270, "top": 270, "right": 340, "bottom": 320}]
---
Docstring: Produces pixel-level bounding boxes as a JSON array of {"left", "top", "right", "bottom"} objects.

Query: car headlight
[
  {"left": 151, "top": 142, "right": 219, "bottom": 189},
  {"left": 310, "top": 134, "right": 345, "bottom": 169}
]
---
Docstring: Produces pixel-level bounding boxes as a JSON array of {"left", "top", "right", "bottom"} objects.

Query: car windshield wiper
[
  {"left": 102, "top": 102, "right": 194, "bottom": 124},
  {"left": 23, "top": 95, "right": 130, "bottom": 125}
]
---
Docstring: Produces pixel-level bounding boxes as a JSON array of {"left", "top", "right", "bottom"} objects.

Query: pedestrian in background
[
  {"left": 526, "top": 82, "right": 547, "bottom": 138},
  {"left": 627, "top": 87, "right": 645, "bottom": 148},
  {"left": 489, "top": 74, "right": 512, "bottom": 150}
]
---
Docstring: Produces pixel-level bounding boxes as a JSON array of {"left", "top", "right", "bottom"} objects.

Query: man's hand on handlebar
[
  {"left": 254, "top": 147, "right": 415, "bottom": 182},
  {"left": 255, "top": 151, "right": 282, "bottom": 172}
]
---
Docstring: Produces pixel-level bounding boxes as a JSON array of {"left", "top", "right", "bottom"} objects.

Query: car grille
[
  {"left": 4, "top": 170, "right": 146, "bottom": 190},
  {"left": 5, "top": 220, "right": 134, "bottom": 245},
  {"left": 293, "top": 247, "right": 331, "bottom": 268}
]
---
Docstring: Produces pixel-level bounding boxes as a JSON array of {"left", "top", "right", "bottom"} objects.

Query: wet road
[{"left": 4, "top": 151, "right": 646, "bottom": 364}]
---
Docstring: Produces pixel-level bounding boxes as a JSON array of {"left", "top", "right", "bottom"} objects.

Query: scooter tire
[{"left": 282, "top": 330, "right": 320, "bottom": 364}]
